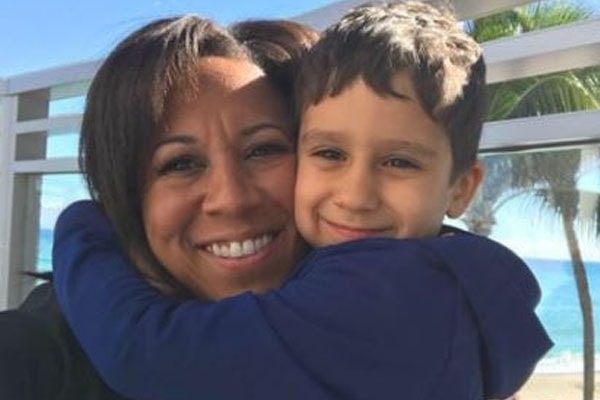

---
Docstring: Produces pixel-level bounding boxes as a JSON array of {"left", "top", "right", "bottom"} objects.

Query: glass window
[
  {"left": 37, "top": 174, "right": 89, "bottom": 273},
  {"left": 46, "top": 130, "right": 79, "bottom": 158},
  {"left": 461, "top": 144, "right": 600, "bottom": 398},
  {"left": 48, "top": 96, "right": 86, "bottom": 117},
  {"left": 15, "top": 129, "right": 80, "bottom": 160},
  {"left": 48, "top": 80, "right": 89, "bottom": 117},
  {"left": 466, "top": 0, "right": 599, "bottom": 43},
  {"left": 485, "top": 65, "right": 600, "bottom": 122}
]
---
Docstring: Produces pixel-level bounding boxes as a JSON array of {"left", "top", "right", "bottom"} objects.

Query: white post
[{"left": 0, "top": 86, "right": 17, "bottom": 310}]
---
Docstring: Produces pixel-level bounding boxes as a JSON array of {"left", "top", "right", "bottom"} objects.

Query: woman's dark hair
[
  {"left": 80, "top": 16, "right": 248, "bottom": 294},
  {"left": 230, "top": 20, "right": 319, "bottom": 118},
  {"left": 80, "top": 16, "right": 316, "bottom": 295}
]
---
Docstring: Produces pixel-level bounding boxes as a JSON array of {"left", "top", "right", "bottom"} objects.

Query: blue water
[
  {"left": 526, "top": 258, "right": 600, "bottom": 360},
  {"left": 38, "top": 228, "right": 600, "bottom": 362},
  {"left": 37, "top": 228, "right": 54, "bottom": 274}
]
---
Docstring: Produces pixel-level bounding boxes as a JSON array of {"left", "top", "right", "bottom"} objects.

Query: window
[
  {"left": 37, "top": 174, "right": 89, "bottom": 273},
  {"left": 463, "top": 144, "right": 600, "bottom": 397}
]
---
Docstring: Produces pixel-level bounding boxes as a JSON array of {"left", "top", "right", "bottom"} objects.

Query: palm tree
[
  {"left": 508, "top": 150, "right": 598, "bottom": 400},
  {"left": 467, "top": 0, "right": 592, "bottom": 44},
  {"left": 464, "top": 2, "right": 600, "bottom": 398}
]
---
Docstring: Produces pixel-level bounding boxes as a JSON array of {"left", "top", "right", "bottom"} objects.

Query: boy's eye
[
  {"left": 246, "top": 142, "right": 292, "bottom": 159},
  {"left": 158, "top": 156, "right": 204, "bottom": 175},
  {"left": 383, "top": 157, "right": 419, "bottom": 169},
  {"left": 313, "top": 148, "right": 345, "bottom": 161}
]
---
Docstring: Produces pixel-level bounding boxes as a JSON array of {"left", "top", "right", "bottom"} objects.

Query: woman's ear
[{"left": 446, "top": 160, "right": 484, "bottom": 219}]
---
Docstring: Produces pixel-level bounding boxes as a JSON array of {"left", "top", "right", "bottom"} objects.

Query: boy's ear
[{"left": 446, "top": 160, "right": 484, "bottom": 219}]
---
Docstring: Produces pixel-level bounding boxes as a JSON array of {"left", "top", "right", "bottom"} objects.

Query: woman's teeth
[{"left": 205, "top": 234, "right": 273, "bottom": 258}]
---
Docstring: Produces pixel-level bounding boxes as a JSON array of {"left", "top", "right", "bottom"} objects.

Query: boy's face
[{"left": 295, "top": 73, "right": 482, "bottom": 247}]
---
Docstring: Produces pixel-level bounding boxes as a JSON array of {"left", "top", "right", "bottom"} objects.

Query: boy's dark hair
[
  {"left": 296, "top": 1, "right": 487, "bottom": 179},
  {"left": 80, "top": 16, "right": 313, "bottom": 295}
]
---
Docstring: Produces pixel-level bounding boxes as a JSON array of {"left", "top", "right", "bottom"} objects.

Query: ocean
[{"left": 38, "top": 228, "right": 600, "bottom": 373}]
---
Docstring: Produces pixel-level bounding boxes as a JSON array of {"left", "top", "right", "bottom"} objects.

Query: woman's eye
[
  {"left": 313, "top": 148, "right": 345, "bottom": 161},
  {"left": 384, "top": 157, "right": 419, "bottom": 169},
  {"left": 158, "top": 156, "right": 203, "bottom": 175},
  {"left": 246, "top": 142, "right": 291, "bottom": 159}
]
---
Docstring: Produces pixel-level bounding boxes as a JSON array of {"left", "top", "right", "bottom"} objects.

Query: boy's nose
[{"left": 333, "top": 165, "right": 380, "bottom": 212}]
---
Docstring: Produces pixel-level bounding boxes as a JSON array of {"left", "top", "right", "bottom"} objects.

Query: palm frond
[
  {"left": 486, "top": 66, "right": 600, "bottom": 121},
  {"left": 466, "top": 0, "right": 592, "bottom": 43},
  {"left": 466, "top": 10, "right": 521, "bottom": 42}
]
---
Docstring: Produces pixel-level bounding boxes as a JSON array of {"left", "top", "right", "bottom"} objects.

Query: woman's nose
[{"left": 202, "top": 161, "right": 261, "bottom": 216}]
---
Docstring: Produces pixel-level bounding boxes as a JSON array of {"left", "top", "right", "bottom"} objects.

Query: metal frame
[
  {"left": 1, "top": 61, "right": 100, "bottom": 96},
  {"left": 485, "top": 18, "right": 600, "bottom": 83},
  {"left": 482, "top": 110, "right": 600, "bottom": 151}
]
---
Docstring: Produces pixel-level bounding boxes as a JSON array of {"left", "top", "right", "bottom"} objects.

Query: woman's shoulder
[
  {"left": 0, "top": 281, "right": 63, "bottom": 352},
  {"left": 0, "top": 283, "right": 66, "bottom": 399},
  {"left": 0, "top": 282, "right": 128, "bottom": 400}
]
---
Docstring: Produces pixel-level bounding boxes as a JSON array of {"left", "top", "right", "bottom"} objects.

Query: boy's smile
[
  {"left": 319, "top": 217, "right": 394, "bottom": 242},
  {"left": 295, "top": 73, "right": 482, "bottom": 247}
]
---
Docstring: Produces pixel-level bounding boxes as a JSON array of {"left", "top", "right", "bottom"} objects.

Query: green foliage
[
  {"left": 467, "top": 0, "right": 592, "bottom": 43},
  {"left": 464, "top": 1, "right": 600, "bottom": 122},
  {"left": 487, "top": 66, "right": 600, "bottom": 121}
]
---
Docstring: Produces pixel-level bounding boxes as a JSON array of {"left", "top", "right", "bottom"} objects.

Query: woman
[
  {"left": 0, "top": 16, "right": 318, "bottom": 399},
  {"left": 79, "top": 16, "right": 318, "bottom": 300}
]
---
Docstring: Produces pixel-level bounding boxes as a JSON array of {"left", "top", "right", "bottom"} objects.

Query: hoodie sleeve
[
  {"left": 423, "top": 232, "right": 553, "bottom": 398},
  {"left": 52, "top": 200, "right": 551, "bottom": 400},
  {"left": 52, "top": 201, "right": 335, "bottom": 400}
]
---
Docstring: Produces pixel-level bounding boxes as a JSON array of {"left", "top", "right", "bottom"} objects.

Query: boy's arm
[
  {"left": 53, "top": 201, "right": 459, "bottom": 399},
  {"left": 53, "top": 201, "right": 552, "bottom": 400},
  {"left": 52, "top": 201, "right": 335, "bottom": 400},
  {"left": 424, "top": 233, "right": 554, "bottom": 398}
]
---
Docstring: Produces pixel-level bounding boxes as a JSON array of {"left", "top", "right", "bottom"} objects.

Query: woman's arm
[{"left": 53, "top": 200, "right": 552, "bottom": 400}]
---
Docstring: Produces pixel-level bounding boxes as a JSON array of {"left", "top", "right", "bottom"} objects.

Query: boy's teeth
[{"left": 206, "top": 234, "right": 274, "bottom": 258}]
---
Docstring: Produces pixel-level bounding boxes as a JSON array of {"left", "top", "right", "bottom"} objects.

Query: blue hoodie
[{"left": 52, "top": 200, "right": 552, "bottom": 400}]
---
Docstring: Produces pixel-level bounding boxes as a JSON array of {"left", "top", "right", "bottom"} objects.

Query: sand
[{"left": 514, "top": 373, "right": 600, "bottom": 400}]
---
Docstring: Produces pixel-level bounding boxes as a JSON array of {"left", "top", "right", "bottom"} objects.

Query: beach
[{"left": 517, "top": 373, "right": 600, "bottom": 400}]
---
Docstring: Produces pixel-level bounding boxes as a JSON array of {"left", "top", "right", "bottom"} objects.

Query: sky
[
  {"left": 1, "top": 0, "right": 599, "bottom": 77},
  {"left": 0, "top": 0, "right": 334, "bottom": 77}
]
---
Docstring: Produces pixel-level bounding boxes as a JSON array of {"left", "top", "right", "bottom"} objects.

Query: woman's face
[{"left": 143, "top": 57, "right": 301, "bottom": 300}]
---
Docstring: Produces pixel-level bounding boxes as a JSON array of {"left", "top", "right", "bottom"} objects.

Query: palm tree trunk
[{"left": 561, "top": 211, "right": 595, "bottom": 400}]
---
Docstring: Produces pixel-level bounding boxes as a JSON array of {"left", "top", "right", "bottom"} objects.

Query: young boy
[
  {"left": 52, "top": 2, "right": 551, "bottom": 399},
  {"left": 293, "top": 0, "right": 485, "bottom": 247}
]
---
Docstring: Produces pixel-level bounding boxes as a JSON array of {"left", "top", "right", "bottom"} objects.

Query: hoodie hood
[{"left": 422, "top": 228, "right": 553, "bottom": 397}]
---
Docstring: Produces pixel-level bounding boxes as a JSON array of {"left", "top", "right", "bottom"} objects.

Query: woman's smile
[
  {"left": 198, "top": 228, "right": 288, "bottom": 269},
  {"left": 202, "top": 233, "right": 275, "bottom": 259}
]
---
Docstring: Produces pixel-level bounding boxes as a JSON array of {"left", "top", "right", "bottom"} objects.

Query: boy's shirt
[{"left": 52, "top": 200, "right": 553, "bottom": 400}]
